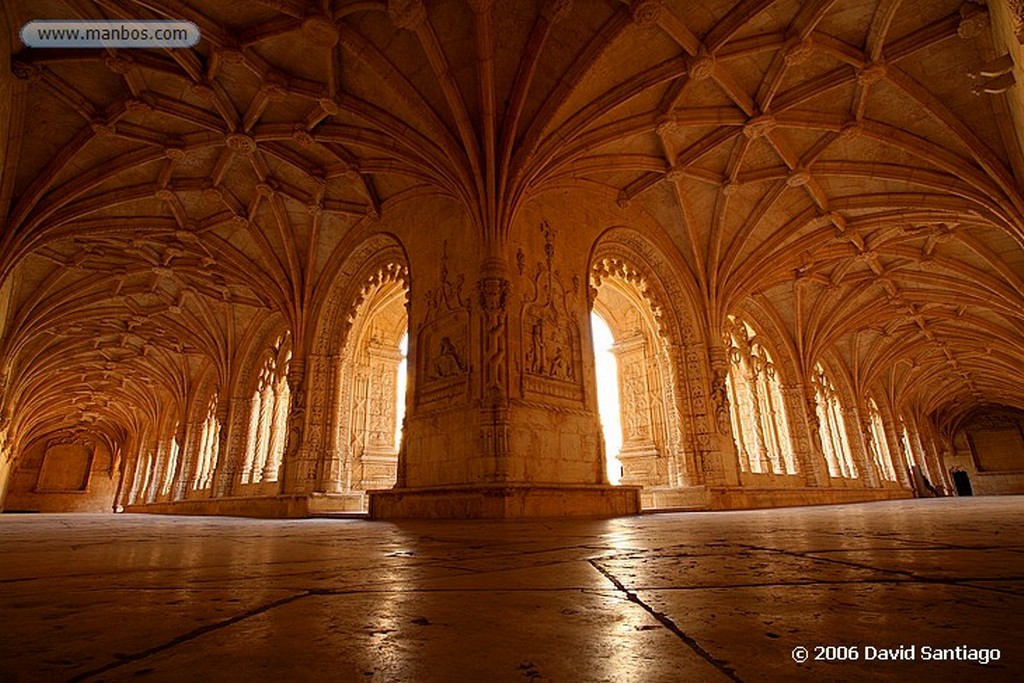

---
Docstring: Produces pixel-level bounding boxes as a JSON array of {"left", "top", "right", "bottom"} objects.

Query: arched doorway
[
  {"left": 308, "top": 233, "right": 411, "bottom": 506},
  {"left": 589, "top": 268, "right": 681, "bottom": 491},
  {"left": 334, "top": 277, "right": 408, "bottom": 492}
]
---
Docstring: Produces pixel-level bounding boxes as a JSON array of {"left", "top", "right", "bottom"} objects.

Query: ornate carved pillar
[
  {"left": 358, "top": 341, "right": 404, "bottom": 489},
  {"left": 913, "top": 417, "right": 952, "bottom": 494},
  {"left": 744, "top": 367, "right": 774, "bottom": 474},
  {"left": 857, "top": 410, "right": 884, "bottom": 488},
  {"left": 119, "top": 449, "right": 141, "bottom": 508},
  {"left": 185, "top": 413, "right": 205, "bottom": 495},
  {"left": 880, "top": 410, "right": 912, "bottom": 489},
  {"left": 660, "top": 345, "right": 691, "bottom": 486},
  {"left": 844, "top": 406, "right": 879, "bottom": 487},
  {"left": 262, "top": 379, "right": 286, "bottom": 482},
  {"left": 280, "top": 358, "right": 316, "bottom": 492},
  {"left": 144, "top": 438, "right": 166, "bottom": 504},
  {"left": 127, "top": 434, "right": 151, "bottom": 505},
  {"left": 703, "top": 344, "right": 740, "bottom": 486},
  {"left": 370, "top": 221, "right": 639, "bottom": 518},
  {"left": 782, "top": 384, "right": 829, "bottom": 486},
  {"left": 300, "top": 352, "right": 337, "bottom": 492},
  {"left": 212, "top": 396, "right": 249, "bottom": 497},
  {"left": 171, "top": 420, "right": 196, "bottom": 501},
  {"left": 656, "top": 345, "right": 685, "bottom": 487},
  {"left": 477, "top": 259, "right": 513, "bottom": 483},
  {"left": 250, "top": 381, "right": 272, "bottom": 482}
]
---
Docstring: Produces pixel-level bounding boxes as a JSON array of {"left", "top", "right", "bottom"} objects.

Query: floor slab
[{"left": 0, "top": 497, "right": 1021, "bottom": 682}]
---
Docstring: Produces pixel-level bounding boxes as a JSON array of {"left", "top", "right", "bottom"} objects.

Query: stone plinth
[
  {"left": 369, "top": 483, "right": 641, "bottom": 519},
  {"left": 125, "top": 492, "right": 367, "bottom": 518},
  {"left": 642, "top": 485, "right": 913, "bottom": 512}
]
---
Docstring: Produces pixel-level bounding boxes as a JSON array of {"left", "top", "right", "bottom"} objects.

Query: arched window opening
[
  {"left": 724, "top": 317, "right": 796, "bottom": 475},
  {"left": 160, "top": 430, "right": 179, "bottom": 497},
  {"left": 128, "top": 450, "right": 150, "bottom": 505},
  {"left": 867, "top": 399, "right": 897, "bottom": 482},
  {"left": 591, "top": 311, "right": 622, "bottom": 485},
  {"left": 193, "top": 397, "right": 219, "bottom": 491},
  {"left": 812, "top": 364, "right": 857, "bottom": 478},
  {"left": 243, "top": 336, "right": 290, "bottom": 485}
]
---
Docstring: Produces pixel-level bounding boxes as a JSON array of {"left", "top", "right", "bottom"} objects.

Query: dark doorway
[{"left": 952, "top": 469, "right": 973, "bottom": 497}]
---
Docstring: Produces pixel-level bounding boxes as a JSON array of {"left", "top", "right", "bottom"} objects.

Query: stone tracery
[{"left": 812, "top": 363, "right": 858, "bottom": 480}]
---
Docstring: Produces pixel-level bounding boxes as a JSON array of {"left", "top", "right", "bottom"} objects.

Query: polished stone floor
[{"left": 0, "top": 497, "right": 1021, "bottom": 682}]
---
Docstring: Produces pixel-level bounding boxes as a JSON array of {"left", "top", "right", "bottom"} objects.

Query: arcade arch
[
  {"left": 723, "top": 316, "right": 797, "bottom": 477},
  {"left": 332, "top": 277, "right": 408, "bottom": 493},
  {"left": 240, "top": 336, "right": 291, "bottom": 487},
  {"left": 589, "top": 273, "right": 678, "bottom": 490},
  {"left": 866, "top": 398, "right": 898, "bottom": 483},
  {"left": 306, "top": 233, "right": 411, "bottom": 506},
  {"left": 812, "top": 363, "right": 858, "bottom": 480},
  {"left": 586, "top": 225, "right": 711, "bottom": 502}
]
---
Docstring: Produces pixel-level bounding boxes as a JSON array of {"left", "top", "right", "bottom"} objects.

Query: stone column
[
  {"left": 880, "top": 410, "right": 912, "bottom": 489},
  {"left": 299, "top": 352, "right": 338, "bottom": 492},
  {"left": 914, "top": 417, "right": 952, "bottom": 495},
  {"left": 666, "top": 343, "right": 702, "bottom": 486},
  {"left": 280, "top": 358, "right": 320, "bottom": 493},
  {"left": 703, "top": 344, "right": 741, "bottom": 487},
  {"left": 171, "top": 421, "right": 197, "bottom": 501},
  {"left": 117, "top": 449, "right": 140, "bottom": 509},
  {"left": 844, "top": 406, "right": 879, "bottom": 487},
  {"left": 127, "top": 444, "right": 149, "bottom": 505},
  {"left": 857, "top": 410, "right": 884, "bottom": 488},
  {"left": 211, "top": 396, "right": 250, "bottom": 497},
  {"left": 655, "top": 345, "right": 684, "bottom": 486},
  {"left": 370, "top": 221, "right": 639, "bottom": 518},
  {"left": 744, "top": 367, "right": 774, "bottom": 474},
  {"left": 783, "top": 384, "right": 829, "bottom": 486},
  {"left": 261, "top": 380, "right": 286, "bottom": 481},
  {"left": 250, "top": 382, "right": 272, "bottom": 482},
  {"left": 144, "top": 440, "right": 166, "bottom": 504}
]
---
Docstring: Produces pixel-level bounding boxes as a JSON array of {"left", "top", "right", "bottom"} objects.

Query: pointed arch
[{"left": 589, "top": 226, "right": 722, "bottom": 495}]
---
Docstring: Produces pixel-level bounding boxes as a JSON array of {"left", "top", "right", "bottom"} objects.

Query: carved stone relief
[
  {"left": 621, "top": 358, "right": 651, "bottom": 442},
  {"left": 520, "top": 222, "right": 584, "bottom": 405},
  {"left": 478, "top": 275, "right": 509, "bottom": 403},
  {"left": 418, "top": 241, "right": 471, "bottom": 407},
  {"left": 709, "top": 366, "right": 732, "bottom": 436}
]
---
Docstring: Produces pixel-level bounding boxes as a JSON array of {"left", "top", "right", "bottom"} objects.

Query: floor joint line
[{"left": 587, "top": 558, "right": 743, "bottom": 683}]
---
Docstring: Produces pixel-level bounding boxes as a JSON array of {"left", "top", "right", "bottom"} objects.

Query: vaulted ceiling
[{"left": 2, "top": 0, "right": 1023, "bottom": 451}]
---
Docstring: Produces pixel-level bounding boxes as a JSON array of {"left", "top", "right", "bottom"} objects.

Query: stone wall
[
  {"left": 945, "top": 407, "right": 1024, "bottom": 496},
  {"left": 4, "top": 436, "right": 117, "bottom": 513}
]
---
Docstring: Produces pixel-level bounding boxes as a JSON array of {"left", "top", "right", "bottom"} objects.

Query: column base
[{"left": 368, "top": 483, "right": 641, "bottom": 519}]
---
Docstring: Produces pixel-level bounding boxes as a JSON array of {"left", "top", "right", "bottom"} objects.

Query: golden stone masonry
[{"left": 1, "top": 0, "right": 1023, "bottom": 518}]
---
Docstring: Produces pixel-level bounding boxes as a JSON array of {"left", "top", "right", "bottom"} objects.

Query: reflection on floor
[{"left": 0, "top": 497, "right": 1021, "bottom": 682}]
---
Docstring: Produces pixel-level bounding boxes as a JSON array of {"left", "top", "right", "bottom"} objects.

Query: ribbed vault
[{"left": 1, "top": 0, "right": 1022, "bottom": 483}]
